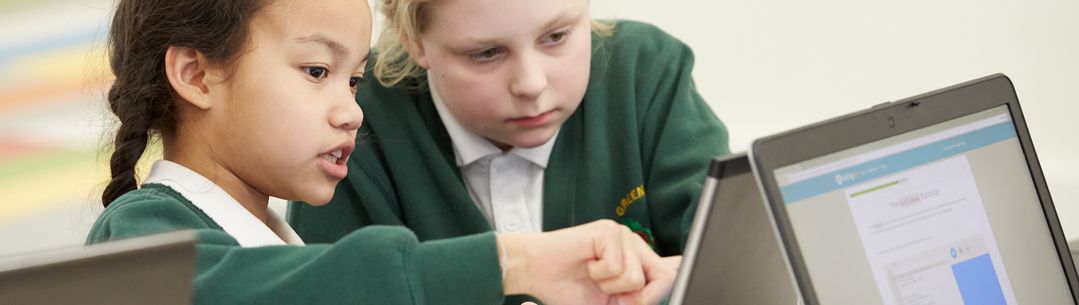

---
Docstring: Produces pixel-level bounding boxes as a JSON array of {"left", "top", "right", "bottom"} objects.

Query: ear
[
  {"left": 400, "top": 33, "right": 429, "bottom": 69},
  {"left": 164, "top": 46, "right": 214, "bottom": 110}
]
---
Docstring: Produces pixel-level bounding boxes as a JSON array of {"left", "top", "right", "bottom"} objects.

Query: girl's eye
[
  {"left": 469, "top": 47, "right": 506, "bottom": 62},
  {"left": 349, "top": 76, "right": 364, "bottom": 88},
  {"left": 303, "top": 66, "right": 329, "bottom": 79},
  {"left": 542, "top": 30, "right": 571, "bottom": 45}
]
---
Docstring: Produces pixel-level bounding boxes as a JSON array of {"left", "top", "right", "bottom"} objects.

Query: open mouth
[
  {"left": 318, "top": 143, "right": 354, "bottom": 180},
  {"left": 319, "top": 149, "right": 346, "bottom": 165}
]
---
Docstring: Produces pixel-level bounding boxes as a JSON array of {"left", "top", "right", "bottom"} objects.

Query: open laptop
[
  {"left": 749, "top": 74, "right": 1079, "bottom": 304},
  {"left": 669, "top": 153, "right": 801, "bottom": 305},
  {"left": 0, "top": 230, "right": 197, "bottom": 305}
]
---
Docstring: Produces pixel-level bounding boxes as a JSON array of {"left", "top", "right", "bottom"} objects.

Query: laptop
[
  {"left": 0, "top": 230, "right": 197, "bottom": 305},
  {"left": 669, "top": 153, "right": 802, "bottom": 305},
  {"left": 749, "top": 74, "right": 1079, "bottom": 304}
]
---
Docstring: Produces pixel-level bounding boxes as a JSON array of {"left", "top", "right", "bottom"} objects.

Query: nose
[
  {"left": 330, "top": 90, "right": 364, "bottom": 131},
  {"left": 508, "top": 51, "right": 548, "bottom": 100}
]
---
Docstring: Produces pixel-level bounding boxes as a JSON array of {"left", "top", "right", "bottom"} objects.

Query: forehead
[
  {"left": 252, "top": 0, "right": 373, "bottom": 55},
  {"left": 425, "top": 0, "right": 586, "bottom": 38}
]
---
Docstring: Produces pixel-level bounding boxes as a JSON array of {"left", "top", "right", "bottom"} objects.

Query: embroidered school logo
[
  {"left": 615, "top": 185, "right": 656, "bottom": 248},
  {"left": 621, "top": 218, "right": 656, "bottom": 249},
  {"left": 615, "top": 185, "right": 645, "bottom": 216}
]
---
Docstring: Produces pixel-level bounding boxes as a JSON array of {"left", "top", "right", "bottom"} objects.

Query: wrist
[{"left": 497, "top": 233, "right": 536, "bottom": 295}]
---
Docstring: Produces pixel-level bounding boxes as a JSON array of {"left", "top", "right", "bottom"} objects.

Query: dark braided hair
[{"left": 102, "top": 0, "right": 269, "bottom": 206}]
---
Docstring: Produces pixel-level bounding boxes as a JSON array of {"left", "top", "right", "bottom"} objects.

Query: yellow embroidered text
[{"left": 616, "top": 185, "right": 646, "bottom": 216}]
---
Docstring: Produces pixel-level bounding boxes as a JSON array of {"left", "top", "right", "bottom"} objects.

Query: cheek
[
  {"left": 265, "top": 107, "right": 325, "bottom": 158},
  {"left": 552, "top": 37, "right": 592, "bottom": 103},
  {"left": 230, "top": 92, "right": 288, "bottom": 135},
  {"left": 434, "top": 71, "right": 508, "bottom": 121},
  {"left": 226, "top": 81, "right": 322, "bottom": 160}
]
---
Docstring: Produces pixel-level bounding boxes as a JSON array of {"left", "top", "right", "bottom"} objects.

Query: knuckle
[
  {"left": 596, "top": 220, "right": 623, "bottom": 236},
  {"left": 599, "top": 219, "right": 619, "bottom": 230},
  {"left": 628, "top": 272, "right": 645, "bottom": 288}
]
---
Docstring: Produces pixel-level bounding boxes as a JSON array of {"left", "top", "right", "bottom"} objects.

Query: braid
[{"left": 101, "top": 80, "right": 157, "bottom": 207}]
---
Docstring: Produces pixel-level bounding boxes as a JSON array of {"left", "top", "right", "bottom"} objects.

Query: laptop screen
[{"left": 772, "top": 105, "right": 1072, "bottom": 305}]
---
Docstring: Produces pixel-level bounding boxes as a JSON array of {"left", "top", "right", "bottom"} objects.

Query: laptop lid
[
  {"left": 749, "top": 74, "right": 1079, "bottom": 305},
  {"left": 669, "top": 153, "right": 802, "bottom": 305},
  {"left": 0, "top": 230, "right": 197, "bottom": 305}
]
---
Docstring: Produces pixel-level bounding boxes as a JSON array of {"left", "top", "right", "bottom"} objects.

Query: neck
[{"left": 164, "top": 137, "right": 271, "bottom": 225}]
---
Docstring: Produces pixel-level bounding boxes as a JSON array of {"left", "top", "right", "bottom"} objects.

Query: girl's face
[
  {"left": 413, "top": 0, "right": 592, "bottom": 149},
  {"left": 202, "top": 0, "right": 371, "bottom": 205}
]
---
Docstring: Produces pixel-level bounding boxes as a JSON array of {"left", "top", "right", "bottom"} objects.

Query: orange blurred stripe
[
  {"left": 0, "top": 140, "right": 55, "bottom": 163},
  {"left": 0, "top": 81, "right": 112, "bottom": 112}
]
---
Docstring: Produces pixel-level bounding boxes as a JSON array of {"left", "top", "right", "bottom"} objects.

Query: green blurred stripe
[
  {"left": 0, "top": 1, "right": 43, "bottom": 12},
  {"left": 0, "top": 0, "right": 80, "bottom": 13},
  {"left": 849, "top": 180, "right": 901, "bottom": 198},
  {"left": 0, "top": 150, "right": 96, "bottom": 183}
]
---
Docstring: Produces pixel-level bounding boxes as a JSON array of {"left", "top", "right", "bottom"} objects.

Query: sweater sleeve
[
  {"left": 193, "top": 226, "right": 503, "bottom": 305},
  {"left": 633, "top": 25, "right": 731, "bottom": 256},
  {"left": 89, "top": 197, "right": 504, "bottom": 305}
]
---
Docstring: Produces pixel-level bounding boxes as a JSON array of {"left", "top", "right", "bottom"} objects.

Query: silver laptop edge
[{"left": 668, "top": 156, "right": 724, "bottom": 305}]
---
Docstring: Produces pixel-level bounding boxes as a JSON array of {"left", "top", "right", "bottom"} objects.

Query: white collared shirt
[
  {"left": 429, "top": 74, "right": 556, "bottom": 233},
  {"left": 144, "top": 160, "right": 305, "bottom": 247}
]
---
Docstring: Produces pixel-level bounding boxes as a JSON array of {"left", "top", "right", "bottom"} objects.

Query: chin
[
  {"left": 512, "top": 129, "right": 559, "bottom": 148},
  {"left": 302, "top": 198, "right": 332, "bottom": 206},
  {"left": 296, "top": 188, "right": 336, "bottom": 206},
  {"left": 504, "top": 137, "right": 546, "bottom": 149}
]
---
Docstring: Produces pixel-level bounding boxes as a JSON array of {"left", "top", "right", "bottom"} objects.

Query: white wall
[{"left": 588, "top": 0, "right": 1079, "bottom": 237}]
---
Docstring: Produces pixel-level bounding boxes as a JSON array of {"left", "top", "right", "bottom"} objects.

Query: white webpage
[{"left": 845, "top": 155, "right": 1015, "bottom": 305}]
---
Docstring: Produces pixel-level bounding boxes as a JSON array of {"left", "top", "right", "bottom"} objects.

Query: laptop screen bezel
[{"left": 749, "top": 74, "right": 1079, "bottom": 305}]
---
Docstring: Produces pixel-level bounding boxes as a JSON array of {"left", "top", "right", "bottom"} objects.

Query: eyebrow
[
  {"left": 295, "top": 34, "right": 370, "bottom": 71},
  {"left": 540, "top": 6, "right": 585, "bottom": 34},
  {"left": 463, "top": 7, "right": 585, "bottom": 47},
  {"left": 294, "top": 34, "right": 351, "bottom": 58}
]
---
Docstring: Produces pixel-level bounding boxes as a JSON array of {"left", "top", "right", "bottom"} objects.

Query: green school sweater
[
  {"left": 86, "top": 184, "right": 504, "bottom": 305},
  {"left": 290, "top": 19, "right": 729, "bottom": 296}
]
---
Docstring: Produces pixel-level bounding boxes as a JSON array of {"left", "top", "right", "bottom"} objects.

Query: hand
[
  {"left": 499, "top": 220, "right": 624, "bottom": 305},
  {"left": 660, "top": 256, "right": 682, "bottom": 273},
  {"left": 609, "top": 254, "right": 678, "bottom": 305},
  {"left": 499, "top": 220, "right": 676, "bottom": 305}
]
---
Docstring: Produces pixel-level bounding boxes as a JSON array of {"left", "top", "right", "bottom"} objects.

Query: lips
[
  {"left": 318, "top": 142, "right": 354, "bottom": 179},
  {"left": 507, "top": 110, "right": 555, "bottom": 128}
]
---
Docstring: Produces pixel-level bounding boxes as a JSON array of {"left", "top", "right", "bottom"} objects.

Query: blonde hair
[{"left": 373, "top": 0, "right": 615, "bottom": 89}]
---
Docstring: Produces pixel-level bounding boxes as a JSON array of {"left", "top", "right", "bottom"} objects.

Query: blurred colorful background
[{"left": 0, "top": 0, "right": 115, "bottom": 257}]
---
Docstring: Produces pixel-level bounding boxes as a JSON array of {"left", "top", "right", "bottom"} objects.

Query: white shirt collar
[
  {"left": 143, "top": 160, "right": 305, "bottom": 247},
  {"left": 427, "top": 72, "right": 558, "bottom": 168}
]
